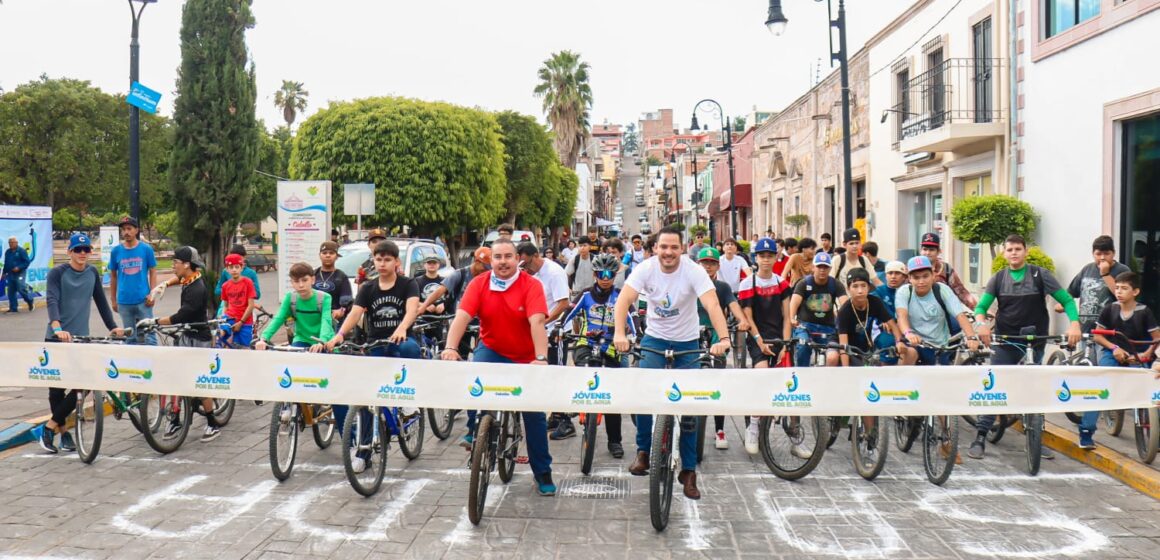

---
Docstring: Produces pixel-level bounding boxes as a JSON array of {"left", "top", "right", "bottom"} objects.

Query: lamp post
[
  {"left": 691, "top": 99, "right": 737, "bottom": 240},
  {"left": 767, "top": 0, "right": 854, "bottom": 231},
  {"left": 128, "top": 0, "right": 156, "bottom": 225}
]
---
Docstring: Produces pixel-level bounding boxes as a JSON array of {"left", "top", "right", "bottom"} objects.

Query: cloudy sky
[{"left": 1, "top": 0, "right": 918, "bottom": 131}]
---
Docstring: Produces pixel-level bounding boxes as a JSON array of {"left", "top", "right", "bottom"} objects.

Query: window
[
  {"left": 854, "top": 180, "right": 866, "bottom": 220},
  {"left": 973, "top": 17, "right": 994, "bottom": 123},
  {"left": 1045, "top": 0, "right": 1100, "bottom": 38},
  {"left": 927, "top": 48, "right": 946, "bottom": 129},
  {"left": 895, "top": 68, "right": 910, "bottom": 142}
]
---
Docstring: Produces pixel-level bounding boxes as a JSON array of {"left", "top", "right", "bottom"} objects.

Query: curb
[
  {"left": 1041, "top": 420, "right": 1160, "bottom": 500},
  {"left": 0, "top": 406, "right": 112, "bottom": 453}
]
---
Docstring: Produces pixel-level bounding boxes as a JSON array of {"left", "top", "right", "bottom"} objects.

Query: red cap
[{"left": 224, "top": 254, "right": 245, "bottom": 266}]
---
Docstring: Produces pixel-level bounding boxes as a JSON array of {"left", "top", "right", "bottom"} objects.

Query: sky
[{"left": 0, "top": 0, "right": 917, "bottom": 132}]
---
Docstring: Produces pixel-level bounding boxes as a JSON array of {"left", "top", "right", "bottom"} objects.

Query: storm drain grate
[{"left": 558, "top": 476, "right": 630, "bottom": 499}]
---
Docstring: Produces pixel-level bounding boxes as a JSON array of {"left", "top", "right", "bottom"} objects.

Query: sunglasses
[
  {"left": 72, "top": 247, "right": 92, "bottom": 254},
  {"left": 596, "top": 269, "right": 615, "bottom": 281}
]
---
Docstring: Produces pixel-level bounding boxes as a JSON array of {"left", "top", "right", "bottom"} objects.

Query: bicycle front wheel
[
  {"left": 74, "top": 390, "right": 104, "bottom": 464},
  {"left": 649, "top": 414, "right": 676, "bottom": 532},
  {"left": 580, "top": 413, "right": 598, "bottom": 476},
  {"left": 212, "top": 398, "right": 235, "bottom": 427},
  {"left": 1134, "top": 407, "right": 1159, "bottom": 464},
  {"left": 1024, "top": 413, "right": 1044, "bottom": 476},
  {"left": 851, "top": 416, "right": 889, "bottom": 481},
  {"left": 269, "top": 402, "right": 300, "bottom": 481},
  {"left": 468, "top": 414, "right": 494, "bottom": 526},
  {"left": 758, "top": 415, "right": 828, "bottom": 481},
  {"left": 139, "top": 395, "right": 192, "bottom": 454},
  {"left": 893, "top": 416, "right": 920, "bottom": 453},
  {"left": 311, "top": 405, "right": 335, "bottom": 449},
  {"left": 1103, "top": 409, "right": 1126, "bottom": 437},
  {"left": 343, "top": 406, "right": 388, "bottom": 497},
  {"left": 922, "top": 415, "right": 958, "bottom": 486},
  {"left": 397, "top": 409, "right": 425, "bottom": 460},
  {"left": 427, "top": 408, "right": 457, "bottom": 440},
  {"left": 498, "top": 412, "right": 520, "bottom": 483}
]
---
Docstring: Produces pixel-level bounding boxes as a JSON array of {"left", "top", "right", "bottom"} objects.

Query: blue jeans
[
  {"left": 976, "top": 342, "right": 1045, "bottom": 433},
  {"left": 5, "top": 271, "right": 33, "bottom": 311},
  {"left": 793, "top": 323, "right": 837, "bottom": 367},
  {"left": 914, "top": 346, "right": 953, "bottom": 366},
  {"left": 634, "top": 336, "right": 701, "bottom": 472},
  {"left": 469, "top": 343, "right": 552, "bottom": 477},
  {"left": 119, "top": 302, "right": 157, "bottom": 345},
  {"left": 1082, "top": 349, "right": 1149, "bottom": 433},
  {"left": 333, "top": 338, "right": 423, "bottom": 445}
]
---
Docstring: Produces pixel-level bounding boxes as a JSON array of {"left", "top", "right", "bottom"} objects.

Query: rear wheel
[
  {"left": 851, "top": 416, "right": 889, "bottom": 481},
  {"left": 397, "top": 409, "right": 425, "bottom": 460},
  {"left": 1102, "top": 409, "right": 1126, "bottom": 437},
  {"left": 498, "top": 412, "right": 520, "bottom": 483},
  {"left": 342, "top": 406, "right": 388, "bottom": 497},
  {"left": 1134, "top": 408, "right": 1159, "bottom": 464},
  {"left": 310, "top": 405, "right": 335, "bottom": 449},
  {"left": 580, "top": 413, "right": 598, "bottom": 475},
  {"left": 212, "top": 398, "right": 235, "bottom": 427},
  {"left": 269, "top": 402, "right": 299, "bottom": 481},
  {"left": 758, "top": 415, "right": 828, "bottom": 481},
  {"left": 922, "top": 415, "right": 958, "bottom": 486},
  {"left": 1024, "top": 413, "right": 1044, "bottom": 476},
  {"left": 467, "top": 414, "right": 494, "bottom": 525},
  {"left": 139, "top": 394, "right": 192, "bottom": 454},
  {"left": 427, "top": 408, "right": 457, "bottom": 440},
  {"left": 893, "top": 416, "right": 920, "bottom": 453},
  {"left": 74, "top": 390, "right": 104, "bottom": 464},
  {"left": 649, "top": 414, "right": 675, "bottom": 532}
]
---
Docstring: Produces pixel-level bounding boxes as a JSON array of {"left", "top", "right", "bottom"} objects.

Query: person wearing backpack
[
  {"left": 788, "top": 252, "right": 848, "bottom": 367},
  {"left": 832, "top": 228, "right": 882, "bottom": 290},
  {"left": 255, "top": 262, "right": 333, "bottom": 352},
  {"left": 919, "top": 232, "right": 977, "bottom": 309},
  {"left": 894, "top": 256, "right": 980, "bottom": 366}
]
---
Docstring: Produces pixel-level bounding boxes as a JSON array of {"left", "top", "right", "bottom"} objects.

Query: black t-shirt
[
  {"left": 793, "top": 276, "right": 847, "bottom": 327},
  {"left": 739, "top": 273, "right": 791, "bottom": 339},
  {"left": 416, "top": 274, "right": 446, "bottom": 315},
  {"left": 354, "top": 275, "right": 420, "bottom": 340},
  {"left": 837, "top": 295, "right": 894, "bottom": 352},
  {"left": 696, "top": 279, "right": 736, "bottom": 325},
  {"left": 313, "top": 267, "right": 352, "bottom": 310},
  {"left": 1096, "top": 302, "right": 1159, "bottom": 354}
]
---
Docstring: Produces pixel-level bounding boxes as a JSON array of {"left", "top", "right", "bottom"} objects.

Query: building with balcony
[
  {"left": 868, "top": 0, "right": 1012, "bottom": 293},
  {"left": 640, "top": 109, "right": 674, "bottom": 161},
  {"left": 708, "top": 128, "right": 756, "bottom": 241},
  {"left": 1018, "top": 0, "right": 1160, "bottom": 310}
]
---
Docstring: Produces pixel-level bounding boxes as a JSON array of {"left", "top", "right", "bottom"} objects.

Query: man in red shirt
[{"left": 442, "top": 238, "right": 555, "bottom": 496}]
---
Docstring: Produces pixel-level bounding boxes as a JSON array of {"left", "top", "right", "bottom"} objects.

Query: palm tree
[
  {"left": 273, "top": 80, "right": 308, "bottom": 128},
  {"left": 533, "top": 51, "right": 593, "bottom": 170}
]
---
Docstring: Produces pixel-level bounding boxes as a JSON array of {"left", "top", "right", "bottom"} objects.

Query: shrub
[{"left": 950, "top": 194, "right": 1038, "bottom": 256}]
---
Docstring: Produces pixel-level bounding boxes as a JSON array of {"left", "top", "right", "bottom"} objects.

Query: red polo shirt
[{"left": 458, "top": 271, "right": 547, "bottom": 363}]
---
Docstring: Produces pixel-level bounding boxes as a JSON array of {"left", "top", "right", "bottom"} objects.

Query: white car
[{"left": 336, "top": 238, "right": 454, "bottom": 297}]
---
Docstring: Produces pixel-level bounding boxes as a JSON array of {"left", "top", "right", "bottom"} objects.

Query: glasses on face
[
  {"left": 72, "top": 247, "right": 92, "bottom": 254},
  {"left": 596, "top": 269, "right": 615, "bottom": 281}
]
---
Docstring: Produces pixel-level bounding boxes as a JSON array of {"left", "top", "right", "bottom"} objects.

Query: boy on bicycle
[
  {"left": 562, "top": 252, "right": 634, "bottom": 459},
  {"left": 1086, "top": 271, "right": 1159, "bottom": 448},
  {"left": 217, "top": 253, "right": 258, "bottom": 348},
  {"left": 837, "top": 268, "right": 913, "bottom": 367},
  {"left": 254, "top": 262, "right": 332, "bottom": 352},
  {"left": 697, "top": 247, "right": 750, "bottom": 452},
  {"left": 737, "top": 238, "right": 791, "bottom": 454},
  {"left": 894, "top": 256, "right": 978, "bottom": 366},
  {"left": 788, "top": 251, "right": 847, "bottom": 367}
]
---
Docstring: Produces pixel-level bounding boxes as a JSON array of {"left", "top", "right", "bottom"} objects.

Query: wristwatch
[{"left": 535, "top": 355, "right": 548, "bottom": 362}]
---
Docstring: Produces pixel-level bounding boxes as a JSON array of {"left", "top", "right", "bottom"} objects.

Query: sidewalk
[{"left": 1042, "top": 413, "right": 1160, "bottom": 499}]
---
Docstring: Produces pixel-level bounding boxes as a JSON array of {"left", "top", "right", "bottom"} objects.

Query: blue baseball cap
[
  {"left": 907, "top": 255, "right": 933, "bottom": 273},
  {"left": 68, "top": 233, "right": 92, "bottom": 252},
  {"left": 812, "top": 251, "right": 833, "bottom": 267},
  {"left": 754, "top": 237, "right": 778, "bottom": 254}
]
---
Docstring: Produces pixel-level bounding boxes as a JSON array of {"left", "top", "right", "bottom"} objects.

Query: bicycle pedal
[{"left": 516, "top": 455, "right": 529, "bottom": 464}]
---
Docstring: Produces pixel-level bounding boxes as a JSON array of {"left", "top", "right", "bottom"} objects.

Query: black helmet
[{"left": 591, "top": 253, "right": 620, "bottom": 273}]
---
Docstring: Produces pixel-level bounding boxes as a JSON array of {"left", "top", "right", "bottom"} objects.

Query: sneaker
[
  {"left": 550, "top": 418, "right": 576, "bottom": 440},
  {"left": 967, "top": 434, "right": 986, "bottom": 459},
  {"left": 59, "top": 431, "right": 76, "bottom": 452},
  {"left": 534, "top": 473, "right": 557, "bottom": 496},
  {"left": 459, "top": 434, "right": 474, "bottom": 450},
  {"left": 790, "top": 442, "right": 813, "bottom": 460},
  {"left": 38, "top": 426, "right": 58, "bottom": 454},
  {"left": 1041, "top": 446, "right": 1056, "bottom": 460},
  {"left": 163, "top": 419, "right": 184, "bottom": 440},
  {"left": 1078, "top": 431, "right": 1095, "bottom": 450},
  {"left": 26, "top": 299, "right": 33, "bottom": 312},
  {"left": 715, "top": 430, "right": 729, "bottom": 450},
  {"left": 744, "top": 423, "right": 759, "bottom": 455},
  {"left": 608, "top": 441, "right": 624, "bottom": 459},
  {"left": 200, "top": 425, "right": 221, "bottom": 443},
  {"left": 350, "top": 454, "right": 367, "bottom": 474},
  {"left": 547, "top": 415, "right": 561, "bottom": 431}
]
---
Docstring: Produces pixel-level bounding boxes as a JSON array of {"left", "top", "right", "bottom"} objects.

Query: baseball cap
[
  {"left": 367, "top": 228, "right": 387, "bottom": 241},
  {"left": 68, "top": 233, "right": 92, "bottom": 252},
  {"left": 424, "top": 254, "right": 443, "bottom": 263},
  {"left": 697, "top": 247, "right": 721, "bottom": 262},
  {"left": 906, "top": 255, "right": 933, "bottom": 273},
  {"left": 920, "top": 232, "right": 940, "bottom": 248},
  {"left": 754, "top": 237, "right": 778, "bottom": 254},
  {"left": 319, "top": 241, "right": 339, "bottom": 253},
  {"left": 117, "top": 215, "right": 139, "bottom": 229},
  {"left": 885, "top": 260, "right": 908, "bottom": 275},
  {"left": 174, "top": 246, "right": 205, "bottom": 270},
  {"left": 473, "top": 246, "right": 492, "bottom": 264},
  {"left": 842, "top": 228, "right": 861, "bottom": 243},
  {"left": 813, "top": 251, "right": 833, "bottom": 268},
  {"left": 846, "top": 268, "right": 872, "bottom": 286},
  {"left": 224, "top": 254, "right": 245, "bottom": 267}
]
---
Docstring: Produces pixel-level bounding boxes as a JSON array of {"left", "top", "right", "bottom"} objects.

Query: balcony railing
[{"left": 900, "top": 57, "right": 1004, "bottom": 141}]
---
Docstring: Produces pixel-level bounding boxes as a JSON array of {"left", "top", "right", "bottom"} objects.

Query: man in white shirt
[
  {"left": 717, "top": 238, "right": 750, "bottom": 294},
  {"left": 613, "top": 226, "right": 731, "bottom": 501},
  {"left": 517, "top": 242, "right": 571, "bottom": 360}
]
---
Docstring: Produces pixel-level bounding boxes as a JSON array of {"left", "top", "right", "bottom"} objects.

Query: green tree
[
  {"left": 623, "top": 122, "right": 639, "bottom": 153},
  {"left": 646, "top": 155, "right": 662, "bottom": 167},
  {"left": 168, "top": 0, "right": 260, "bottom": 295},
  {"left": 52, "top": 208, "right": 80, "bottom": 232},
  {"left": 273, "top": 80, "right": 308, "bottom": 128},
  {"left": 240, "top": 124, "right": 285, "bottom": 225},
  {"left": 290, "top": 97, "right": 506, "bottom": 238},
  {"left": 949, "top": 194, "right": 1038, "bottom": 257},
  {"left": 547, "top": 165, "right": 579, "bottom": 247},
  {"left": 733, "top": 116, "right": 746, "bottom": 132},
  {"left": 495, "top": 111, "right": 561, "bottom": 227},
  {"left": 533, "top": 50, "right": 593, "bottom": 169}
]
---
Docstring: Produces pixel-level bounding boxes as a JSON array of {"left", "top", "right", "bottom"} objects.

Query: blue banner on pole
[{"left": 127, "top": 81, "right": 162, "bottom": 114}]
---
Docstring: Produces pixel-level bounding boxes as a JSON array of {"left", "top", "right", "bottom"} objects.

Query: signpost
[
  {"left": 126, "top": 81, "right": 162, "bottom": 114},
  {"left": 343, "top": 183, "right": 375, "bottom": 235},
  {"left": 276, "top": 181, "right": 331, "bottom": 299}
]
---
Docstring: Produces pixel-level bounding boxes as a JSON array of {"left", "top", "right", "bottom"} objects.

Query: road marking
[
  {"left": 442, "top": 508, "right": 477, "bottom": 546},
  {"left": 916, "top": 487, "right": 1108, "bottom": 557},
  {"left": 755, "top": 487, "right": 903, "bottom": 559},
  {"left": 276, "top": 478, "right": 429, "bottom": 542},
  {"left": 681, "top": 497, "right": 714, "bottom": 550},
  {"left": 111, "top": 475, "right": 277, "bottom": 538}
]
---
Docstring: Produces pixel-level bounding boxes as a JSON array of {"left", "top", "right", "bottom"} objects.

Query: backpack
[
  {"left": 285, "top": 291, "right": 324, "bottom": 341},
  {"left": 904, "top": 282, "right": 961, "bottom": 335},
  {"left": 803, "top": 275, "right": 840, "bottom": 297},
  {"left": 834, "top": 253, "right": 869, "bottom": 283}
]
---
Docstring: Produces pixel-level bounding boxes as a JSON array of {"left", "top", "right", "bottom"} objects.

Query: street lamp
[
  {"left": 768, "top": 0, "right": 854, "bottom": 231},
  {"left": 691, "top": 99, "right": 738, "bottom": 240},
  {"left": 128, "top": 0, "right": 157, "bottom": 225}
]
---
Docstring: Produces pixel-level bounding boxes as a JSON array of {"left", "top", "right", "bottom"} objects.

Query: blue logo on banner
[{"left": 126, "top": 81, "right": 162, "bottom": 114}]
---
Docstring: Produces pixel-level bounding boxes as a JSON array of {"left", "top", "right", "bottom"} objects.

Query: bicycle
[
  {"left": 563, "top": 331, "right": 625, "bottom": 475},
  {"left": 63, "top": 334, "right": 146, "bottom": 464},
  {"left": 907, "top": 334, "right": 979, "bottom": 485},
  {"left": 757, "top": 339, "right": 830, "bottom": 481},
  {"left": 413, "top": 314, "right": 459, "bottom": 441},
  {"left": 990, "top": 328, "right": 1068, "bottom": 476},
  {"left": 1089, "top": 328, "right": 1160, "bottom": 463},
  {"left": 333, "top": 340, "right": 426, "bottom": 497},
  {"left": 467, "top": 408, "right": 523, "bottom": 525},
  {"left": 1051, "top": 333, "right": 1127, "bottom": 436},
  {"left": 262, "top": 344, "right": 336, "bottom": 482},
  {"left": 827, "top": 342, "right": 895, "bottom": 481},
  {"left": 728, "top": 316, "right": 747, "bottom": 369},
  {"left": 957, "top": 346, "right": 1017, "bottom": 444}
]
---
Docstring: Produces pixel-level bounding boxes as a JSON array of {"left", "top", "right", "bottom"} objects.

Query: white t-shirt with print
[
  {"left": 626, "top": 255, "right": 715, "bottom": 342},
  {"left": 718, "top": 254, "right": 748, "bottom": 293},
  {"left": 534, "top": 259, "right": 570, "bottom": 331}
]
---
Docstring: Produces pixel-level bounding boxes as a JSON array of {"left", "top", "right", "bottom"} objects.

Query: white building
[
  {"left": 574, "top": 160, "right": 594, "bottom": 235},
  {"left": 1018, "top": 0, "right": 1160, "bottom": 310}
]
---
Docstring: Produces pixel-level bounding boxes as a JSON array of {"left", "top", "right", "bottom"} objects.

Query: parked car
[
  {"left": 336, "top": 238, "right": 453, "bottom": 295},
  {"left": 635, "top": 195, "right": 645, "bottom": 207},
  {"left": 482, "top": 229, "right": 540, "bottom": 248}
]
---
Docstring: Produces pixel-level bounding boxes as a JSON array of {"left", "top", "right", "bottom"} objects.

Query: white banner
[
  {"left": 276, "top": 181, "right": 331, "bottom": 300},
  {"left": 6, "top": 342, "right": 1160, "bottom": 416}
]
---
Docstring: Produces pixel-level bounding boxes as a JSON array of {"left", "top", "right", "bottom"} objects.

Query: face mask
[{"left": 489, "top": 273, "right": 514, "bottom": 292}]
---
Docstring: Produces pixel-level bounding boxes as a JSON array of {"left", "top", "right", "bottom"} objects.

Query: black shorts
[{"left": 746, "top": 336, "right": 785, "bottom": 366}]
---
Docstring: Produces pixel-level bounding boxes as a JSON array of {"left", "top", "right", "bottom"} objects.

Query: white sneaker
[
  {"left": 791, "top": 442, "right": 813, "bottom": 460},
  {"left": 349, "top": 449, "right": 367, "bottom": 474},
  {"left": 715, "top": 430, "right": 729, "bottom": 450},
  {"left": 745, "top": 423, "right": 759, "bottom": 455}
]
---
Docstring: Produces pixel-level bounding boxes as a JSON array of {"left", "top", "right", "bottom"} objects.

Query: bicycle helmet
[{"left": 591, "top": 253, "right": 620, "bottom": 274}]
